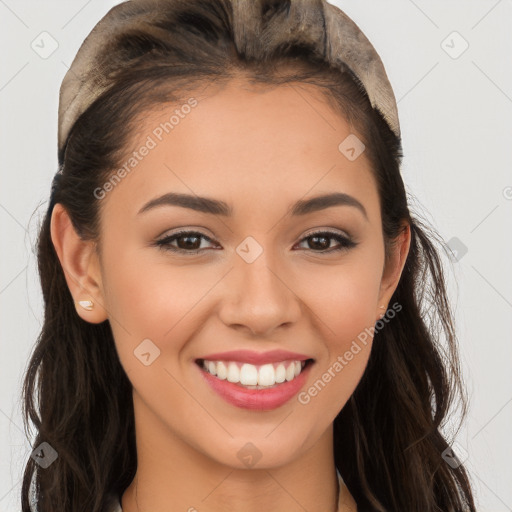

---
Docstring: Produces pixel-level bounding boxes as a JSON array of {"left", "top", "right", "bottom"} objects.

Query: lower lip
[{"left": 197, "top": 361, "right": 313, "bottom": 411}]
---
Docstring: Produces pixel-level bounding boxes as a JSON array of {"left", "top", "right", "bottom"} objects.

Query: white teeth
[
  {"left": 207, "top": 360, "right": 216, "bottom": 375},
  {"left": 200, "top": 359, "right": 308, "bottom": 388},
  {"left": 275, "top": 364, "right": 286, "bottom": 383},
  {"left": 258, "top": 364, "right": 275, "bottom": 386},
  {"left": 285, "top": 362, "right": 295, "bottom": 381},
  {"left": 240, "top": 363, "right": 258, "bottom": 385},
  {"left": 227, "top": 362, "right": 239, "bottom": 383},
  {"left": 216, "top": 361, "right": 227, "bottom": 380}
]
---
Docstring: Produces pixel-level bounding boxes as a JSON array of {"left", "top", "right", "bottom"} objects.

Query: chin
[{"left": 202, "top": 430, "right": 312, "bottom": 470}]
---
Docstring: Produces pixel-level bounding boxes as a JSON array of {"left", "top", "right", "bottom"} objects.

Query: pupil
[
  {"left": 179, "top": 235, "right": 200, "bottom": 250},
  {"left": 310, "top": 235, "right": 329, "bottom": 250}
]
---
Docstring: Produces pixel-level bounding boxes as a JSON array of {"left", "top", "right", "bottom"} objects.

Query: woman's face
[{"left": 88, "top": 79, "right": 407, "bottom": 469}]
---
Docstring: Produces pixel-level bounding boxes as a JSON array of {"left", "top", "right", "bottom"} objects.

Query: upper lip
[{"left": 197, "top": 349, "right": 313, "bottom": 365}]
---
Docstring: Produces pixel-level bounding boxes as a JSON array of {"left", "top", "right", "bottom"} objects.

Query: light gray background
[{"left": 1, "top": 1, "right": 511, "bottom": 510}]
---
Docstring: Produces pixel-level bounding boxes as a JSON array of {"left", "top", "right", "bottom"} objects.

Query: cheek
[
  {"left": 295, "top": 266, "right": 380, "bottom": 419},
  {"left": 294, "top": 254, "right": 383, "bottom": 348},
  {"left": 101, "top": 244, "right": 220, "bottom": 357},
  {"left": 290, "top": 249, "right": 383, "bottom": 414},
  {"left": 329, "top": 271, "right": 381, "bottom": 347}
]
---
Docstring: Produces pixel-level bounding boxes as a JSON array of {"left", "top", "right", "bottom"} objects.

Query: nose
[{"left": 217, "top": 249, "right": 302, "bottom": 337}]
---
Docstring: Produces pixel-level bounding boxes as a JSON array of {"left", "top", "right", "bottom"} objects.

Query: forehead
[{"left": 101, "top": 80, "right": 380, "bottom": 222}]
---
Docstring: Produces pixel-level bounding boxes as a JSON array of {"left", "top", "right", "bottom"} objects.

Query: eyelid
[
  {"left": 155, "top": 225, "right": 215, "bottom": 240},
  {"left": 302, "top": 226, "right": 352, "bottom": 239}
]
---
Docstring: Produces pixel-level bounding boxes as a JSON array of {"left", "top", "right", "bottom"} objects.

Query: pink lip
[
  {"left": 197, "top": 349, "right": 312, "bottom": 365},
  {"left": 197, "top": 360, "right": 313, "bottom": 410}
]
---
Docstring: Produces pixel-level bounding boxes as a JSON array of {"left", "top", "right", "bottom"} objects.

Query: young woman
[{"left": 21, "top": 1, "right": 476, "bottom": 511}]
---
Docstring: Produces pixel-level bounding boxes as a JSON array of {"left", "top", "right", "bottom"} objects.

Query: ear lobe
[
  {"left": 376, "top": 222, "right": 411, "bottom": 320},
  {"left": 50, "top": 203, "right": 108, "bottom": 324}
]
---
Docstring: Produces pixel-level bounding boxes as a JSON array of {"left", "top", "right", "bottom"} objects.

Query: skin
[{"left": 51, "top": 78, "right": 410, "bottom": 512}]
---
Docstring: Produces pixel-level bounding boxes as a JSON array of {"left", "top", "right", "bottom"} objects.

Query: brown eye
[
  {"left": 296, "top": 231, "right": 357, "bottom": 253},
  {"left": 155, "top": 231, "right": 218, "bottom": 253}
]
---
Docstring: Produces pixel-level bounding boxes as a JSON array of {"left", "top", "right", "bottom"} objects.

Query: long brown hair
[{"left": 21, "top": 1, "right": 476, "bottom": 510}]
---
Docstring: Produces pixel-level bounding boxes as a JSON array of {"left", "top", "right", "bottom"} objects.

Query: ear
[
  {"left": 376, "top": 222, "right": 411, "bottom": 321},
  {"left": 50, "top": 203, "right": 108, "bottom": 324}
]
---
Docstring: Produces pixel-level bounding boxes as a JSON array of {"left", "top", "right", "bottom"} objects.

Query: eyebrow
[{"left": 137, "top": 191, "right": 368, "bottom": 220}]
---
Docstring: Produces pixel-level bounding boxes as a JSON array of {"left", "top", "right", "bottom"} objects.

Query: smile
[
  {"left": 198, "top": 359, "right": 310, "bottom": 389},
  {"left": 195, "top": 358, "right": 315, "bottom": 410}
]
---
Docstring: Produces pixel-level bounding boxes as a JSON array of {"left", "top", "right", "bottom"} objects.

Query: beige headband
[{"left": 58, "top": 0, "right": 400, "bottom": 154}]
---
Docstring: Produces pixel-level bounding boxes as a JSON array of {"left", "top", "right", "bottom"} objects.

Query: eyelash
[{"left": 154, "top": 229, "right": 358, "bottom": 255}]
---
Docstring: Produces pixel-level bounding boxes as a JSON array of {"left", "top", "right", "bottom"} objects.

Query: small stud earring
[{"left": 76, "top": 300, "right": 94, "bottom": 311}]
